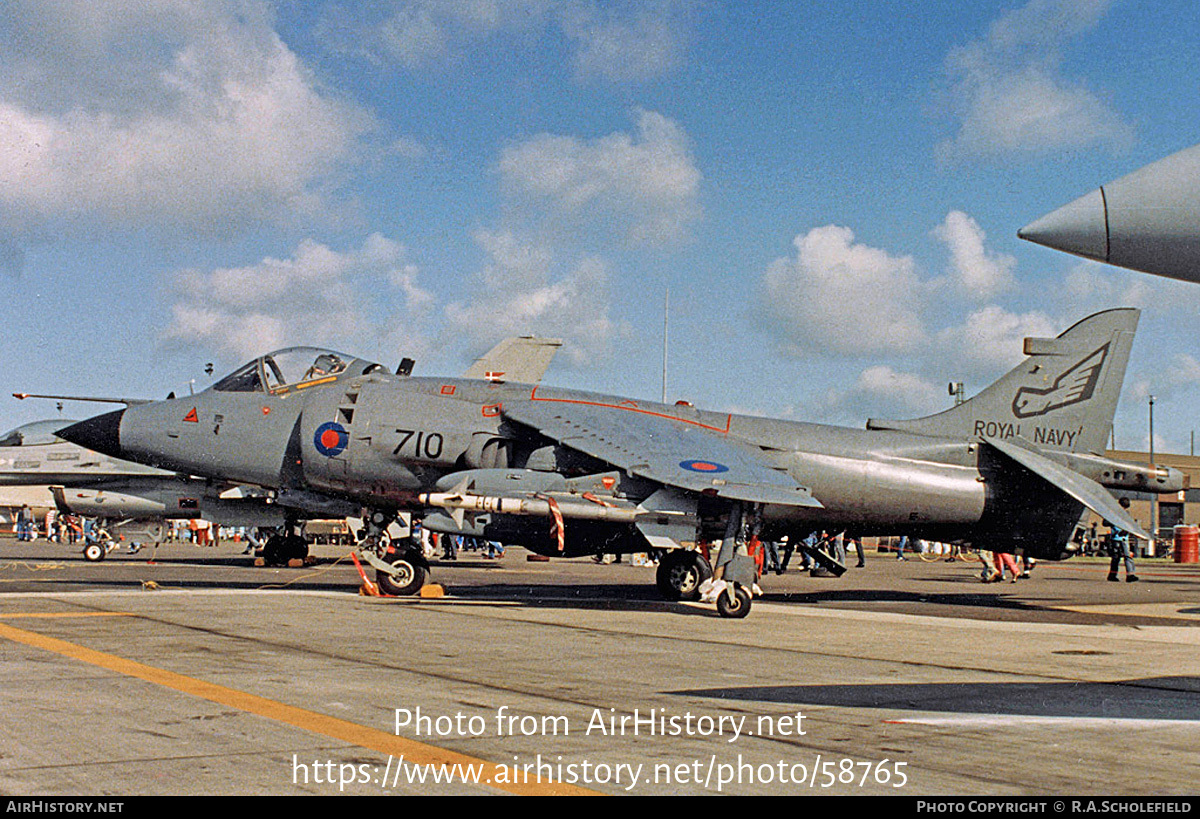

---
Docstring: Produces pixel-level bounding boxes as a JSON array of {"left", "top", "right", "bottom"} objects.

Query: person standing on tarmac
[
  {"left": 16, "top": 505, "right": 33, "bottom": 541},
  {"left": 762, "top": 537, "right": 782, "bottom": 575},
  {"left": 1105, "top": 522, "right": 1139, "bottom": 583},
  {"left": 846, "top": 533, "right": 865, "bottom": 568}
]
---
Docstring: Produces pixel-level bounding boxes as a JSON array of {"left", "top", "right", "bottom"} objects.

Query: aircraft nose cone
[
  {"left": 57, "top": 409, "right": 124, "bottom": 458},
  {"left": 1018, "top": 187, "right": 1109, "bottom": 262}
]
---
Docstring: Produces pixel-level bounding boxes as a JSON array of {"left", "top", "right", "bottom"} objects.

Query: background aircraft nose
[
  {"left": 1018, "top": 187, "right": 1109, "bottom": 263},
  {"left": 57, "top": 409, "right": 124, "bottom": 458}
]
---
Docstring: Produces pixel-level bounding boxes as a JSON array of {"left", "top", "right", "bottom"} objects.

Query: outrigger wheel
[
  {"left": 716, "top": 585, "right": 752, "bottom": 618},
  {"left": 656, "top": 549, "right": 713, "bottom": 601}
]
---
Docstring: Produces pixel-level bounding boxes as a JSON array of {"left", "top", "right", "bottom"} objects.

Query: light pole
[
  {"left": 661, "top": 286, "right": 668, "bottom": 404},
  {"left": 1149, "top": 395, "right": 1157, "bottom": 556}
]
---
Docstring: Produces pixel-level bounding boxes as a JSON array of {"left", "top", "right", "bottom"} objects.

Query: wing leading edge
[{"left": 501, "top": 399, "right": 822, "bottom": 508}]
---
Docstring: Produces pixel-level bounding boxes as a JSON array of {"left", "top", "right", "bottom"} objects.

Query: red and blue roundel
[
  {"left": 313, "top": 422, "right": 349, "bottom": 457},
  {"left": 679, "top": 459, "right": 729, "bottom": 473}
]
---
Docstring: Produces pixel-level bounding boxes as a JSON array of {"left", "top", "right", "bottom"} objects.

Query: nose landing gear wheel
[{"left": 376, "top": 555, "right": 427, "bottom": 596}]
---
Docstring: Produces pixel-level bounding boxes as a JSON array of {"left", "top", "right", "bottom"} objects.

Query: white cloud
[
  {"left": 376, "top": 4, "right": 452, "bottom": 66},
  {"left": 851, "top": 366, "right": 944, "bottom": 416},
  {"left": 932, "top": 211, "right": 1015, "bottom": 299},
  {"left": 936, "top": 305, "right": 1058, "bottom": 376},
  {"left": 559, "top": 1, "right": 691, "bottom": 82},
  {"left": 0, "top": 0, "right": 367, "bottom": 244},
  {"left": 1168, "top": 354, "right": 1200, "bottom": 388},
  {"left": 162, "top": 234, "right": 432, "bottom": 362},
  {"left": 498, "top": 109, "right": 701, "bottom": 245},
  {"left": 760, "top": 225, "right": 925, "bottom": 357},
  {"left": 792, "top": 365, "right": 946, "bottom": 427},
  {"left": 937, "top": 0, "right": 1132, "bottom": 160},
  {"left": 389, "top": 135, "right": 430, "bottom": 160},
  {"left": 444, "top": 230, "right": 619, "bottom": 365},
  {"left": 1123, "top": 355, "right": 1200, "bottom": 411},
  {"left": 318, "top": 0, "right": 551, "bottom": 67},
  {"left": 1061, "top": 260, "right": 1200, "bottom": 318},
  {"left": 319, "top": 0, "right": 690, "bottom": 82}
]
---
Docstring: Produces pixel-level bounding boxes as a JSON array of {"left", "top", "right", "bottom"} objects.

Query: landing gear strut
[{"left": 356, "top": 510, "right": 429, "bottom": 596}]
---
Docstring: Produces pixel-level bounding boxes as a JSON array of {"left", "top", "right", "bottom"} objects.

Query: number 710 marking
[{"left": 393, "top": 429, "right": 444, "bottom": 459}]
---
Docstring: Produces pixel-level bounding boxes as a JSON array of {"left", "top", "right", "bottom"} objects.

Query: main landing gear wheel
[
  {"left": 376, "top": 555, "right": 427, "bottom": 596},
  {"left": 83, "top": 542, "right": 107, "bottom": 562},
  {"left": 262, "top": 534, "right": 308, "bottom": 566},
  {"left": 716, "top": 585, "right": 752, "bottom": 618},
  {"left": 656, "top": 550, "right": 713, "bottom": 601}
]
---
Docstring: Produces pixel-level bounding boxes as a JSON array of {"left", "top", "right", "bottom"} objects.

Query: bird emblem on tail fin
[{"left": 1012, "top": 343, "right": 1109, "bottom": 419}]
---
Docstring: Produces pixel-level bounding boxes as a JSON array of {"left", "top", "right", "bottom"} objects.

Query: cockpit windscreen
[
  {"left": 212, "top": 347, "right": 358, "bottom": 393},
  {"left": 0, "top": 420, "right": 80, "bottom": 447}
]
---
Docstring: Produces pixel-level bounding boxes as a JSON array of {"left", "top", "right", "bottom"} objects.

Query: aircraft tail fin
[
  {"left": 866, "top": 308, "right": 1139, "bottom": 454},
  {"left": 463, "top": 336, "right": 563, "bottom": 384}
]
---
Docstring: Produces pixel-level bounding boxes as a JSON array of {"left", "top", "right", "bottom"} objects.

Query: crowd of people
[
  {"left": 14, "top": 505, "right": 85, "bottom": 545},
  {"left": 589, "top": 522, "right": 1149, "bottom": 590},
  {"left": 9, "top": 504, "right": 1147, "bottom": 585}
]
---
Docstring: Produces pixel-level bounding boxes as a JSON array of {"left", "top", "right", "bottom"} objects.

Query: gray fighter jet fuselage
[
  {"left": 0, "top": 418, "right": 286, "bottom": 530},
  {"left": 58, "top": 311, "right": 1181, "bottom": 594}
]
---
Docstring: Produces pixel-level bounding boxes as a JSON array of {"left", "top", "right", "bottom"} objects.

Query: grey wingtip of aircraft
[
  {"left": 1019, "top": 142, "right": 1200, "bottom": 283},
  {"left": 52, "top": 313, "right": 1183, "bottom": 613}
]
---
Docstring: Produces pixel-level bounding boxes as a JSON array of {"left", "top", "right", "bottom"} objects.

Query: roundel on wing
[
  {"left": 313, "top": 421, "right": 349, "bottom": 457},
  {"left": 679, "top": 459, "right": 729, "bottom": 473}
]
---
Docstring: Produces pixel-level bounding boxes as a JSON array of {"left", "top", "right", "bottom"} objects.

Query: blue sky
[{"left": 3, "top": 0, "right": 1199, "bottom": 453}]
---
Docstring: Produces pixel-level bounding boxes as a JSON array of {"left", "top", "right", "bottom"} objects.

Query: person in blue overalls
[{"left": 1105, "top": 523, "right": 1139, "bottom": 583}]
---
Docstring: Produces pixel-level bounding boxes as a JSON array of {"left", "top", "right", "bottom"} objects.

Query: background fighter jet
[
  {"left": 58, "top": 309, "right": 1183, "bottom": 608},
  {"left": 0, "top": 418, "right": 288, "bottom": 559},
  {"left": 1019, "top": 142, "right": 1200, "bottom": 283}
]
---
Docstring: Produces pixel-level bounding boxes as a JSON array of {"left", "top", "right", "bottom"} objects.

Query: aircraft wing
[
  {"left": 501, "top": 399, "right": 822, "bottom": 508},
  {"left": 985, "top": 437, "right": 1149, "bottom": 540},
  {"left": 463, "top": 337, "right": 563, "bottom": 383}
]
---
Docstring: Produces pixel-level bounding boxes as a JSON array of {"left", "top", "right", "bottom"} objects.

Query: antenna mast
[{"left": 661, "top": 286, "right": 669, "bottom": 404}]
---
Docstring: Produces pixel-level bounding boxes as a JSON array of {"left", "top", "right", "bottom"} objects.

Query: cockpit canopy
[
  {"left": 212, "top": 347, "right": 383, "bottom": 393},
  {"left": 0, "top": 419, "right": 80, "bottom": 447}
]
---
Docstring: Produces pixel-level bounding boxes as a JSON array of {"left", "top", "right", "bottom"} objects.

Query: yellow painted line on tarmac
[
  {"left": 0, "top": 611, "right": 134, "bottom": 619},
  {"left": 0, "top": 620, "right": 597, "bottom": 796}
]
